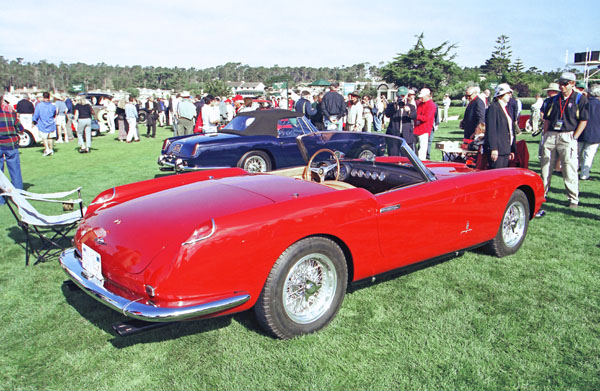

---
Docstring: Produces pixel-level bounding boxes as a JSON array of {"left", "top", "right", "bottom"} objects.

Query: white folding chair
[{"left": 1, "top": 171, "right": 86, "bottom": 265}]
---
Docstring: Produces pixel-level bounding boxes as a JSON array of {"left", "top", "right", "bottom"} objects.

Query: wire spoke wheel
[
  {"left": 282, "top": 254, "right": 337, "bottom": 324},
  {"left": 502, "top": 201, "right": 526, "bottom": 248},
  {"left": 488, "top": 189, "right": 530, "bottom": 257}
]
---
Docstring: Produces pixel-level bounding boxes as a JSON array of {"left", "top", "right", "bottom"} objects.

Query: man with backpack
[{"left": 541, "top": 72, "right": 589, "bottom": 209}]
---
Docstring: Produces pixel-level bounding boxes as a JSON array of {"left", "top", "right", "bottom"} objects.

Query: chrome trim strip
[
  {"left": 158, "top": 160, "right": 230, "bottom": 172},
  {"left": 59, "top": 248, "right": 250, "bottom": 322},
  {"left": 380, "top": 204, "right": 402, "bottom": 213},
  {"left": 182, "top": 219, "right": 216, "bottom": 245}
]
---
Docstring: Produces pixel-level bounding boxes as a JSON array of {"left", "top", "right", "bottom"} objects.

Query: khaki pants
[{"left": 540, "top": 131, "right": 579, "bottom": 205}]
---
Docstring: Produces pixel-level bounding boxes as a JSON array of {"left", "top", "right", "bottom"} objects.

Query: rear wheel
[
  {"left": 255, "top": 237, "right": 347, "bottom": 339},
  {"left": 239, "top": 151, "right": 271, "bottom": 173},
  {"left": 18, "top": 130, "right": 35, "bottom": 147},
  {"left": 488, "top": 189, "right": 530, "bottom": 257}
]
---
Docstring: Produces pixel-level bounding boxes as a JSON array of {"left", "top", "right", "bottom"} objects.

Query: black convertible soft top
[{"left": 221, "top": 109, "right": 305, "bottom": 137}]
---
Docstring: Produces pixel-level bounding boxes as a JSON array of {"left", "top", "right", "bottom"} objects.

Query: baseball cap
[
  {"left": 418, "top": 88, "right": 431, "bottom": 98},
  {"left": 396, "top": 86, "right": 409, "bottom": 97},
  {"left": 558, "top": 72, "right": 576, "bottom": 82}
]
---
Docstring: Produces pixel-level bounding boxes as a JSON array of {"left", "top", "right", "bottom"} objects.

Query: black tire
[
  {"left": 487, "top": 189, "right": 530, "bottom": 257},
  {"left": 255, "top": 237, "right": 348, "bottom": 339},
  {"left": 238, "top": 151, "right": 272, "bottom": 173},
  {"left": 18, "top": 130, "right": 35, "bottom": 148},
  {"left": 138, "top": 111, "right": 147, "bottom": 124}
]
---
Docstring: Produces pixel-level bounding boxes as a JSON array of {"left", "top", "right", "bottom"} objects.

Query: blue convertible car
[{"left": 158, "top": 109, "right": 387, "bottom": 173}]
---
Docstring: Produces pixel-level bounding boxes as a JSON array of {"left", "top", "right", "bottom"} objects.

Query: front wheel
[
  {"left": 487, "top": 189, "right": 530, "bottom": 257},
  {"left": 255, "top": 237, "right": 348, "bottom": 339},
  {"left": 238, "top": 151, "right": 272, "bottom": 173}
]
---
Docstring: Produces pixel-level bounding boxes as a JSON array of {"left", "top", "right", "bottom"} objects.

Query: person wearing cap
[
  {"left": 577, "top": 84, "right": 600, "bottom": 180},
  {"left": 530, "top": 93, "right": 544, "bottom": 136},
  {"left": 541, "top": 71, "right": 589, "bottom": 209},
  {"left": 575, "top": 80, "right": 587, "bottom": 95},
  {"left": 384, "top": 87, "right": 416, "bottom": 154},
  {"left": 321, "top": 82, "right": 346, "bottom": 131},
  {"left": 177, "top": 94, "right": 196, "bottom": 136},
  {"left": 346, "top": 92, "right": 363, "bottom": 131},
  {"left": 460, "top": 86, "right": 486, "bottom": 140},
  {"left": 484, "top": 83, "right": 516, "bottom": 169},
  {"left": 54, "top": 94, "right": 69, "bottom": 143},
  {"left": 413, "top": 88, "right": 436, "bottom": 160},
  {"left": 32, "top": 92, "right": 57, "bottom": 156}
]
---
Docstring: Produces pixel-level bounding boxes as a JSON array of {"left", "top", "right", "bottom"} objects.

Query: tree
[
  {"left": 203, "top": 79, "right": 231, "bottom": 97},
  {"left": 482, "top": 35, "right": 512, "bottom": 78},
  {"left": 380, "top": 33, "right": 460, "bottom": 94}
]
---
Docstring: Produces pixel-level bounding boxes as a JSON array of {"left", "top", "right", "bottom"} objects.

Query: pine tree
[
  {"left": 482, "top": 35, "right": 513, "bottom": 77},
  {"left": 381, "top": 33, "right": 459, "bottom": 93}
]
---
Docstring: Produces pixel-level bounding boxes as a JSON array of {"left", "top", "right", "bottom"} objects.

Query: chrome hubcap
[
  {"left": 283, "top": 254, "right": 337, "bottom": 324},
  {"left": 245, "top": 156, "right": 267, "bottom": 172},
  {"left": 502, "top": 201, "right": 526, "bottom": 247}
]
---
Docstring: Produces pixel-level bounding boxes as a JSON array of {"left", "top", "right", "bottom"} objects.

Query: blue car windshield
[{"left": 222, "top": 116, "right": 256, "bottom": 131}]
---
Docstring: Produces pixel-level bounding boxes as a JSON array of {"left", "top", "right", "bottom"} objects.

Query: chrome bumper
[
  {"left": 59, "top": 248, "right": 250, "bottom": 322},
  {"left": 157, "top": 156, "right": 229, "bottom": 172}
]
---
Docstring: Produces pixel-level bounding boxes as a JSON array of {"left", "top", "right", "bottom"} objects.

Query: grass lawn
[{"left": 1, "top": 118, "right": 599, "bottom": 390}]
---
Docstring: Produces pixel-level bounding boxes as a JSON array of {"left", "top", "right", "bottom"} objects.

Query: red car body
[{"left": 60, "top": 133, "right": 545, "bottom": 338}]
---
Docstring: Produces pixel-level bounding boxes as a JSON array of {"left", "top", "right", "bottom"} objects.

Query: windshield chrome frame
[{"left": 295, "top": 131, "right": 436, "bottom": 183}]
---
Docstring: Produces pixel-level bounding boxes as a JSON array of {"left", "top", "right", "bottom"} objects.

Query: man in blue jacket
[
  {"left": 294, "top": 91, "right": 317, "bottom": 120},
  {"left": 321, "top": 82, "right": 346, "bottom": 130},
  {"left": 578, "top": 84, "right": 600, "bottom": 180}
]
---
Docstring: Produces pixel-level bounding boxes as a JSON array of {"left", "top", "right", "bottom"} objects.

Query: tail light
[{"left": 161, "top": 139, "right": 172, "bottom": 151}]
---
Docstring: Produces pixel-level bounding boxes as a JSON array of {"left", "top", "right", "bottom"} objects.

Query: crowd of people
[
  {"left": 1, "top": 73, "right": 599, "bottom": 211},
  {"left": 458, "top": 72, "right": 599, "bottom": 210}
]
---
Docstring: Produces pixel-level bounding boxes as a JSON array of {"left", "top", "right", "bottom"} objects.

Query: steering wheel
[{"left": 302, "top": 148, "right": 341, "bottom": 183}]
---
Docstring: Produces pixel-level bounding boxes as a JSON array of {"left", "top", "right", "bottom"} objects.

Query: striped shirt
[{"left": 0, "top": 109, "right": 24, "bottom": 150}]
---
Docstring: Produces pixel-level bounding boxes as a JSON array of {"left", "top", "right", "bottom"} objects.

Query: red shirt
[{"left": 414, "top": 99, "right": 436, "bottom": 136}]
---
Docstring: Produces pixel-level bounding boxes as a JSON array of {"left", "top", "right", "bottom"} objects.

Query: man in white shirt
[
  {"left": 201, "top": 95, "right": 220, "bottom": 133},
  {"left": 346, "top": 92, "right": 362, "bottom": 132}
]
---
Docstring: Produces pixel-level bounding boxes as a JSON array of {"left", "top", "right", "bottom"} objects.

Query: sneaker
[
  {"left": 568, "top": 203, "right": 578, "bottom": 209},
  {"left": 43, "top": 150, "right": 51, "bottom": 156},
  {"left": 535, "top": 210, "right": 546, "bottom": 218},
  {"left": 580, "top": 175, "right": 590, "bottom": 180},
  {"left": 56, "top": 140, "right": 64, "bottom": 143}
]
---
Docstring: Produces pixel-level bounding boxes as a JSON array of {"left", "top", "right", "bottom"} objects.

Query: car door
[{"left": 374, "top": 179, "right": 465, "bottom": 274}]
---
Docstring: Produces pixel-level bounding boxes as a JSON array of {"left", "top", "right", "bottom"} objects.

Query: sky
[{"left": 1, "top": 0, "right": 599, "bottom": 73}]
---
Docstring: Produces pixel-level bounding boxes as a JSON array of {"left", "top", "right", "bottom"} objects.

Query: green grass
[{"left": 1, "top": 121, "right": 599, "bottom": 391}]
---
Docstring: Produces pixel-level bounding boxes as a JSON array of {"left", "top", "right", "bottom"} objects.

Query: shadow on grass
[{"left": 60, "top": 283, "right": 270, "bottom": 347}]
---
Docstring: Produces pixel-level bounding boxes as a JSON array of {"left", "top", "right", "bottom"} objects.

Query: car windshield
[
  {"left": 296, "top": 131, "right": 436, "bottom": 183},
  {"left": 277, "top": 117, "right": 316, "bottom": 138}
]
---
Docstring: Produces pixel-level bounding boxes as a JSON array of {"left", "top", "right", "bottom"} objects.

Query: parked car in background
[
  {"left": 158, "top": 109, "right": 384, "bottom": 173},
  {"left": 61, "top": 131, "right": 545, "bottom": 339}
]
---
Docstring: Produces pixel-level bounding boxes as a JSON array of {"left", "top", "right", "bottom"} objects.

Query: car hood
[{"left": 76, "top": 174, "right": 332, "bottom": 274}]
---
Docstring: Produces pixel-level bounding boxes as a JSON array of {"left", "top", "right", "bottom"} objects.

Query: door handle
[{"left": 380, "top": 204, "right": 401, "bottom": 213}]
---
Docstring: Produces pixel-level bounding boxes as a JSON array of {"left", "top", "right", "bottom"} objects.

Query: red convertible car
[{"left": 60, "top": 132, "right": 545, "bottom": 339}]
